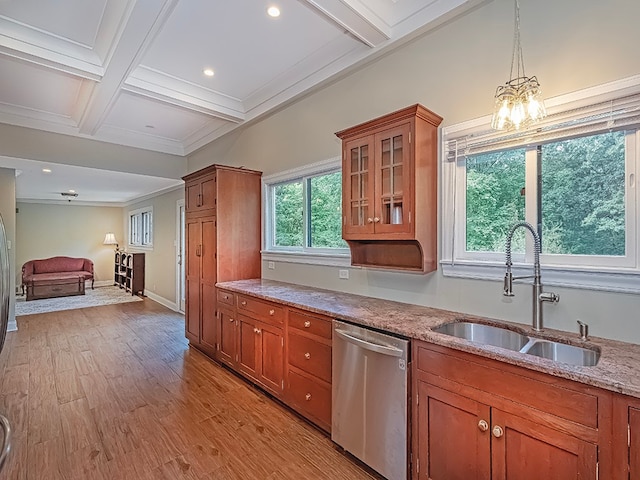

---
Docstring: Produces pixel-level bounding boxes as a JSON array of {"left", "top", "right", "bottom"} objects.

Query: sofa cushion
[
  {"left": 27, "top": 272, "right": 91, "bottom": 283},
  {"left": 33, "top": 257, "right": 85, "bottom": 274}
]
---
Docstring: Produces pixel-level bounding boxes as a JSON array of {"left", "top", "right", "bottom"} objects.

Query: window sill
[
  {"left": 441, "top": 259, "right": 640, "bottom": 294},
  {"left": 262, "top": 250, "right": 352, "bottom": 268}
]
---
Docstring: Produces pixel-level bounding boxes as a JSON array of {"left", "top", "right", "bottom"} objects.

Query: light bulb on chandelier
[{"left": 491, "top": 0, "right": 546, "bottom": 131}]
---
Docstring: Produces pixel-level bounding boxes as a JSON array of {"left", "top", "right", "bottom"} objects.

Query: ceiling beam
[
  {"left": 76, "top": 0, "right": 179, "bottom": 135},
  {"left": 303, "top": 0, "right": 391, "bottom": 47}
]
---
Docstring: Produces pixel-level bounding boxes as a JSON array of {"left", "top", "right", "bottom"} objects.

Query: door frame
[{"left": 175, "top": 199, "right": 185, "bottom": 313}]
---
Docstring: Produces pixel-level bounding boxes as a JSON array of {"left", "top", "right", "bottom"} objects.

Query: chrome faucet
[{"left": 503, "top": 221, "right": 559, "bottom": 331}]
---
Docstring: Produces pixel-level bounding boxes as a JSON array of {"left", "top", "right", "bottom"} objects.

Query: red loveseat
[{"left": 22, "top": 256, "right": 94, "bottom": 295}]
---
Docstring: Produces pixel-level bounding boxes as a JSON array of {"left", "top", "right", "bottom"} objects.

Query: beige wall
[
  {"left": 125, "top": 187, "right": 183, "bottom": 308},
  {"left": 16, "top": 203, "right": 123, "bottom": 286},
  {"left": 0, "top": 168, "right": 16, "bottom": 329},
  {"left": 0, "top": 124, "right": 185, "bottom": 179},
  {"left": 189, "top": 0, "right": 640, "bottom": 343}
]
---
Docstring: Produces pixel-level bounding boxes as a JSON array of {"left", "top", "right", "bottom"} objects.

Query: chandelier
[{"left": 491, "top": 0, "right": 546, "bottom": 130}]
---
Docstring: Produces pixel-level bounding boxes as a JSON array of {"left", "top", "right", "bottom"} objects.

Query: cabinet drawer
[
  {"left": 288, "top": 333, "right": 331, "bottom": 383},
  {"left": 288, "top": 370, "right": 331, "bottom": 429},
  {"left": 217, "top": 289, "right": 235, "bottom": 306},
  {"left": 237, "top": 295, "right": 284, "bottom": 325},
  {"left": 288, "top": 310, "right": 332, "bottom": 339}
]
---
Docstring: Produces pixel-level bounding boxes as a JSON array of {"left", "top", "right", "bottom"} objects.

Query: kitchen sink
[
  {"left": 432, "top": 322, "right": 529, "bottom": 352},
  {"left": 433, "top": 320, "right": 600, "bottom": 366},
  {"left": 522, "top": 340, "right": 600, "bottom": 367}
]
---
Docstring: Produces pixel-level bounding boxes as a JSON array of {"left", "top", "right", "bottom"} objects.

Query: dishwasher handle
[{"left": 335, "top": 328, "right": 404, "bottom": 357}]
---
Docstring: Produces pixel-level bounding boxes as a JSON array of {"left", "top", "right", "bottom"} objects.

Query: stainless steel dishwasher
[{"left": 332, "top": 319, "right": 410, "bottom": 480}]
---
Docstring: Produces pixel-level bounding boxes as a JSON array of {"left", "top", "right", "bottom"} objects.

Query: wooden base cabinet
[
  {"left": 613, "top": 394, "right": 640, "bottom": 479},
  {"left": 413, "top": 341, "right": 610, "bottom": 480},
  {"left": 285, "top": 309, "right": 333, "bottom": 432},
  {"left": 216, "top": 288, "right": 332, "bottom": 433},
  {"left": 183, "top": 165, "right": 261, "bottom": 354}
]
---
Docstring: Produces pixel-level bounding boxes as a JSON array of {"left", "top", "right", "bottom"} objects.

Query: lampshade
[
  {"left": 103, "top": 233, "right": 118, "bottom": 247},
  {"left": 491, "top": 0, "right": 546, "bottom": 131}
]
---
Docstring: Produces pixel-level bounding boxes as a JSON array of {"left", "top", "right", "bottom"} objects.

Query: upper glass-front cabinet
[
  {"left": 342, "top": 122, "right": 412, "bottom": 238},
  {"left": 336, "top": 104, "right": 443, "bottom": 272}
]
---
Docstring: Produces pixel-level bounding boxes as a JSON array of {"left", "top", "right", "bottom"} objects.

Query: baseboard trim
[
  {"left": 94, "top": 280, "right": 114, "bottom": 288},
  {"left": 144, "top": 290, "right": 181, "bottom": 313}
]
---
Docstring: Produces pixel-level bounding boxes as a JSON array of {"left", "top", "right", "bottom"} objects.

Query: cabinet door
[
  {"left": 491, "top": 409, "right": 598, "bottom": 480},
  {"left": 185, "top": 173, "right": 216, "bottom": 212},
  {"left": 343, "top": 136, "right": 375, "bottom": 237},
  {"left": 200, "top": 174, "right": 217, "bottom": 210},
  {"left": 216, "top": 307, "right": 236, "bottom": 367},
  {"left": 631, "top": 406, "right": 640, "bottom": 479},
  {"left": 184, "top": 218, "right": 201, "bottom": 342},
  {"left": 416, "top": 381, "right": 491, "bottom": 480},
  {"left": 185, "top": 181, "right": 202, "bottom": 212},
  {"left": 237, "top": 315, "right": 258, "bottom": 380},
  {"left": 256, "top": 321, "right": 284, "bottom": 393},
  {"left": 373, "top": 122, "right": 412, "bottom": 236},
  {"left": 199, "top": 217, "right": 217, "bottom": 350}
]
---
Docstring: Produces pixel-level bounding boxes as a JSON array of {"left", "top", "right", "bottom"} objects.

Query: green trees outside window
[
  {"left": 465, "top": 131, "right": 626, "bottom": 257},
  {"left": 273, "top": 170, "right": 347, "bottom": 250}
]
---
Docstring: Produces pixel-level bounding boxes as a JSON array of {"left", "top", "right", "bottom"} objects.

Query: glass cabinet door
[
  {"left": 343, "top": 137, "right": 374, "bottom": 235},
  {"left": 374, "top": 123, "right": 412, "bottom": 234}
]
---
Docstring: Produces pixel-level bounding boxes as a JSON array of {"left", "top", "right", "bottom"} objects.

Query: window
[
  {"left": 264, "top": 158, "right": 349, "bottom": 264},
  {"left": 442, "top": 77, "right": 640, "bottom": 292},
  {"left": 129, "top": 207, "right": 153, "bottom": 248}
]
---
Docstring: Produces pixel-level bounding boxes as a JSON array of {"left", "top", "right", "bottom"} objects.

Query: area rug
[{"left": 15, "top": 286, "right": 143, "bottom": 316}]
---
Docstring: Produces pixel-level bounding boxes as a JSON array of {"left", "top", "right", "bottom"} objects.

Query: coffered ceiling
[{"left": 0, "top": 0, "right": 479, "bottom": 157}]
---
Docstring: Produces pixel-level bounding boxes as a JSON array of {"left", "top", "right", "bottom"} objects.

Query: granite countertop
[{"left": 217, "top": 278, "right": 640, "bottom": 399}]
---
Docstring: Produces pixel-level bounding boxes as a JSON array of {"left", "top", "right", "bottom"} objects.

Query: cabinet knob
[
  {"left": 229, "top": 318, "right": 235, "bottom": 322},
  {"left": 305, "top": 393, "right": 312, "bottom": 401},
  {"left": 367, "top": 217, "right": 374, "bottom": 223},
  {"left": 269, "top": 309, "right": 275, "bottom": 315},
  {"left": 304, "top": 321, "right": 311, "bottom": 328},
  {"left": 373, "top": 217, "right": 380, "bottom": 223},
  {"left": 478, "top": 420, "right": 488, "bottom": 432},
  {"left": 304, "top": 352, "right": 311, "bottom": 360},
  {"left": 224, "top": 295, "right": 228, "bottom": 300},
  {"left": 241, "top": 301, "right": 247, "bottom": 306},
  {"left": 254, "top": 328, "right": 262, "bottom": 335},
  {"left": 492, "top": 425, "right": 504, "bottom": 438}
]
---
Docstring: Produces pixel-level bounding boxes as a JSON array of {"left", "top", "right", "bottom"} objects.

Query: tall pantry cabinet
[{"left": 183, "top": 165, "right": 262, "bottom": 358}]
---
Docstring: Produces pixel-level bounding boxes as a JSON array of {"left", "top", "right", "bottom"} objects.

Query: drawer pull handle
[
  {"left": 241, "top": 301, "right": 247, "bottom": 306},
  {"left": 304, "top": 321, "right": 311, "bottom": 328},
  {"left": 304, "top": 352, "right": 311, "bottom": 360},
  {"left": 305, "top": 393, "right": 311, "bottom": 401},
  {"left": 492, "top": 425, "right": 504, "bottom": 438},
  {"left": 478, "top": 420, "right": 488, "bottom": 432},
  {"left": 269, "top": 309, "right": 275, "bottom": 315}
]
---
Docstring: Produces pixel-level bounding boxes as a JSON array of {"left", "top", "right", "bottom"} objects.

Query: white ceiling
[{"left": 0, "top": 0, "right": 480, "bottom": 202}]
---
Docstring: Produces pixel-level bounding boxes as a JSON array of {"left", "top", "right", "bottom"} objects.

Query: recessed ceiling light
[
  {"left": 42, "top": 168, "right": 52, "bottom": 173},
  {"left": 68, "top": 189, "right": 75, "bottom": 193},
  {"left": 203, "top": 68, "right": 215, "bottom": 77},
  {"left": 267, "top": 6, "right": 280, "bottom": 17}
]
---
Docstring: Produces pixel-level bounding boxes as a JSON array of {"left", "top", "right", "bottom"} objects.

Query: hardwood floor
[{"left": 0, "top": 300, "right": 376, "bottom": 479}]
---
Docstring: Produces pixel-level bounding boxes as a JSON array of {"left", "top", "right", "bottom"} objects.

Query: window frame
[
  {"left": 128, "top": 206, "right": 153, "bottom": 250},
  {"left": 262, "top": 157, "right": 351, "bottom": 267},
  {"left": 442, "top": 77, "right": 640, "bottom": 294}
]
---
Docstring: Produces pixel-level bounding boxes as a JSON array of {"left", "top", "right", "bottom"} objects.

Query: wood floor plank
[{"left": 5, "top": 299, "right": 377, "bottom": 479}]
